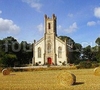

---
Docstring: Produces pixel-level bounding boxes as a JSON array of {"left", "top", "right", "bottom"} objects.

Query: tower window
[{"left": 48, "top": 23, "right": 51, "bottom": 29}]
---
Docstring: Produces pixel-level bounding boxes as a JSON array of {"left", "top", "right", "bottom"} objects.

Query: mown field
[{"left": 0, "top": 69, "right": 100, "bottom": 90}]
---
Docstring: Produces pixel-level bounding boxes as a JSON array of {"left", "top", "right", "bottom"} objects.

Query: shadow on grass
[{"left": 74, "top": 82, "right": 84, "bottom": 85}]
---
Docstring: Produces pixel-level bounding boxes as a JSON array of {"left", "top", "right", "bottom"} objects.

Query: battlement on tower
[{"left": 45, "top": 14, "right": 56, "bottom": 20}]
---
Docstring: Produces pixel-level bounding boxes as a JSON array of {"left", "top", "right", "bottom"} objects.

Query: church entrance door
[{"left": 47, "top": 57, "right": 52, "bottom": 65}]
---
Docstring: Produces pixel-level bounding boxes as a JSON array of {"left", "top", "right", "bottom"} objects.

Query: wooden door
[{"left": 47, "top": 57, "right": 52, "bottom": 65}]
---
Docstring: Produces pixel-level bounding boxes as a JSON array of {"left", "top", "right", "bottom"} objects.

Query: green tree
[
  {"left": 72, "top": 43, "right": 82, "bottom": 64},
  {"left": 82, "top": 45, "right": 92, "bottom": 60},
  {"left": 2, "top": 36, "right": 18, "bottom": 53},
  {"left": 2, "top": 54, "right": 17, "bottom": 67},
  {"left": 0, "top": 39, "right": 5, "bottom": 66},
  {"left": 16, "top": 41, "right": 33, "bottom": 66},
  {"left": 95, "top": 37, "right": 100, "bottom": 45},
  {"left": 0, "top": 36, "right": 33, "bottom": 67},
  {"left": 95, "top": 37, "right": 100, "bottom": 62},
  {"left": 82, "top": 45, "right": 97, "bottom": 62}
]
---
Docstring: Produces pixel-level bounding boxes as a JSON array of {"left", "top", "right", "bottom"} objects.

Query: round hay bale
[
  {"left": 2, "top": 68, "right": 10, "bottom": 75},
  {"left": 57, "top": 71, "right": 76, "bottom": 86},
  {"left": 94, "top": 67, "right": 100, "bottom": 76}
]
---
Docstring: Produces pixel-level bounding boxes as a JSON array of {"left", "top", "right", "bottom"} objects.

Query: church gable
[
  {"left": 55, "top": 37, "right": 67, "bottom": 65},
  {"left": 33, "top": 37, "right": 45, "bottom": 65},
  {"left": 56, "top": 37, "right": 66, "bottom": 45},
  {"left": 35, "top": 37, "right": 44, "bottom": 46}
]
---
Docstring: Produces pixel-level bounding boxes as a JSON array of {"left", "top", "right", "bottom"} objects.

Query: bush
[
  {"left": 78, "top": 61, "right": 100, "bottom": 69},
  {"left": 79, "top": 61, "right": 92, "bottom": 68},
  {"left": 36, "top": 63, "right": 39, "bottom": 66},
  {"left": 79, "top": 61, "right": 86, "bottom": 68},
  {"left": 85, "top": 62, "right": 92, "bottom": 68},
  {"left": 2, "top": 54, "right": 17, "bottom": 67},
  {"left": 92, "top": 61, "right": 99, "bottom": 68}
]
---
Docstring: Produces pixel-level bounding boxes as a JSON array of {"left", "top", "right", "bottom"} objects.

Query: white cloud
[
  {"left": 0, "top": 10, "right": 2, "bottom": 14},
  {"left": 65, "top": 22, "right": 78, "bottom": 33},
  {"left": 0, "top": 18, "right": 20, "bottom": 34},
  {"left": 87, "top": 20, "right": 100, "bottom": 26},
  {"left": 68, "top": 13, "right": 73, "bottom": 17},
  {"left": 87, "top": 21, "right": 96, "bottom": 26},
  {"left": 22, "top": 0, "right": 42, "bottom": 12},
  {"left": 94, "top": 7, "right": 100, "bottom": 18},
  {"left": 37, "top": 23, "right": 44, "bottom": 32}
]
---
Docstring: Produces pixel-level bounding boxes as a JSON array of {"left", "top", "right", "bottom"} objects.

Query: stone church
[{"left": 32, "top": 14, "right": 68, "bottom": 65}]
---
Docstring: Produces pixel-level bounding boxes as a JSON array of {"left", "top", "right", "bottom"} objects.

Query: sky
[{"left": 0, "top": 0, "right": 100, "bottom": 47}]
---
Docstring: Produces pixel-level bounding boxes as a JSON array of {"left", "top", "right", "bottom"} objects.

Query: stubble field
[{"left": 0, "top": 69, "right": 100, "bottom": 90}]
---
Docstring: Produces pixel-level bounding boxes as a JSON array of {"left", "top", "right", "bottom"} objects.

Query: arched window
[
  {"left": 58, "top": 46, "right": 62, "bottom": 58},
  {"left": 47, "top": 43, "right": 51, "bottom": 53},
  {"left": 48, "top": 23, "right": 51, "bottom": 29},
  {"left": 38, "top": 47, "right": 41, "bottom": 58}
]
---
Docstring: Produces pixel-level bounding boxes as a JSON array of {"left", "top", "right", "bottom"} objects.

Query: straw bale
[
  {"left": 94, "top": 67, "right": 100, "bottom": 76},
  {"left": 57, "top": 71, "right": 76, "bottom": 86},
  {"left": 2, "top": 68, "right": 10, "bottom": 75}
]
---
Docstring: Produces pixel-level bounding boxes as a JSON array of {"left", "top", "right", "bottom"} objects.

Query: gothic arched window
[
  {"left": 38, "top": 47, "right": 41, "bottom": 58},
  {"left": 58, "top": 46, "right": 62, "bottom": 58},
  {"left": 47, "top": 43, "right": 51, "bottom": 53},
  {"left": 48, "top": 23, "right": 51, "bottom": 29}
]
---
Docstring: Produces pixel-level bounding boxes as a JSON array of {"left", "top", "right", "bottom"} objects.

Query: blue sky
[{"left": 0, "top": 0, "right": 100, "bottom": 47}]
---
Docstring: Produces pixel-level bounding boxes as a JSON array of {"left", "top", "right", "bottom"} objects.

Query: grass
[{"left": 0, "top": 69, "right": 100, "bottom": 90}]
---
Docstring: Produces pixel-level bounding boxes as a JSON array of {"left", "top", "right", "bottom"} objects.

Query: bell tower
[
  {"left": 44, "top": 14, "right": 57, "bottom": 65},
  {"left": 44, "top": 14, "right": 57, "bottom": 35}
]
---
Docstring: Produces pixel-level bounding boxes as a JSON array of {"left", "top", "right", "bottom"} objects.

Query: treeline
[
  {"left": 59, "top": 36, "right": 100, "bottom": 64},
  {"left": 0, "top": 36, "right": 33, "bottom": 67},
  {"left": 0, "top": 36, "right": 100, "bottom": 67}
]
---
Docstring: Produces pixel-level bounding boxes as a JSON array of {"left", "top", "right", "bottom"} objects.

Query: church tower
[
  {"left": 32, "top": 14, "right": 67, "bottom": 66},
  {"left": 44, "top": 14, "right": 57, "bottom": 65}
]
